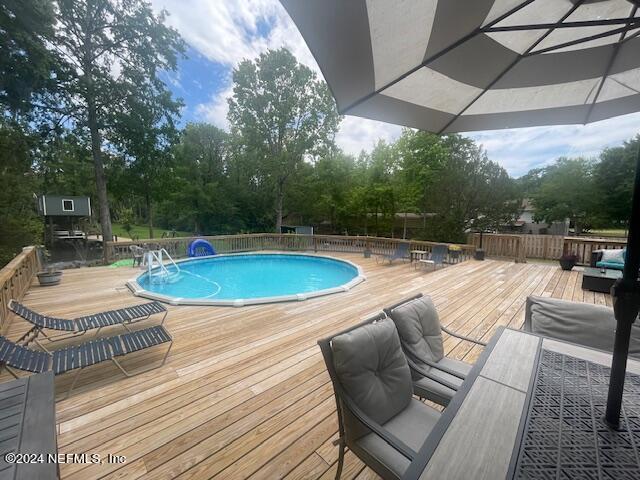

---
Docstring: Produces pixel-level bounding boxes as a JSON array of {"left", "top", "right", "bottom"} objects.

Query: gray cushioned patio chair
[
  {"left": 384, "top": 293, "right": 486, "bottom": 406},
  {"left": 318, "top": 314, "right": 441, "bottom": 480},
  {"left": 524, "top": 296, "right": 640, "bottom": 359}
]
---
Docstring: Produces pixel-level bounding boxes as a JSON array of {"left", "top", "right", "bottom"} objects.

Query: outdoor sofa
[
  {"left": 590, "top": 248, "right": 626, "bottom": 270},
  {"left": 524, "top": 295, "right": 640, "bottom": 359}
]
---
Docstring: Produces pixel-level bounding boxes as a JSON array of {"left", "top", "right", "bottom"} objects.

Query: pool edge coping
[{"left": 125, "top": 251, "right": 366, "bottom": 307}]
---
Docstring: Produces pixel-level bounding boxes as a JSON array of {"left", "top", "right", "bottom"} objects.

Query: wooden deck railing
[
  {"left": 104, "top": 234, "right": 477, "bottom": 265},
  {"left": 468, "top": 233, "right": 628, "bottom": 265},
  {"left": 0, "top": 247, "right": 40, "bottom": 334},
  {"left": 467, "top": 233, "right": 527, "bottom": 263},
  {"left": 562, "top": 237, "right": 627, "bottom": 265}
]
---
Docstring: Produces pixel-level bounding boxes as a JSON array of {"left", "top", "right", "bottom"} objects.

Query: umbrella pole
[{"left": 605, "top": 144, "right": 640, "bottom": 428}]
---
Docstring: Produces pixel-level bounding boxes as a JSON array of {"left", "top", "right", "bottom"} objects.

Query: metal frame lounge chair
[
  {"left": 318, "top": 314, "right": 442, "bottom": 480},
  {"left": 416, "top": 244, "right": 448, "bottom": 271},
  {"left": 0, "top": 325, "right": 172, "bottom": 398},
  {"left": 376, "top": 242, "right": 410, "bottom": 264},
  {"left": 384, "top": 293, "right": 486, "bottom": 406},
  {"left": 9, "top": 300, "right": 167, "bottom": 350}
]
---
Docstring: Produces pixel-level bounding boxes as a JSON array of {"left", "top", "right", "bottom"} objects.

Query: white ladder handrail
[{"left": 146, "top": 249, "right": 180, "bottom": 282}]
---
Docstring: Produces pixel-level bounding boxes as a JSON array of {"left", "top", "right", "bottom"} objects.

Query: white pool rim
[{"left": 126, "top": 251, "right": 366, "bottom": 307}]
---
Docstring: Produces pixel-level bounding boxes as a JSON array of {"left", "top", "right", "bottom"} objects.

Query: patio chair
[
  {"left": 384, "top": 293, "right": 486, "bottom": 406},
  {"left": 0, "top": 325, "right": 172, "bottom": 398},
  {"left": 524, "top": 296, "right": 640, "bottom": 359},
  {"left": 318, "top": 314, "right": 442, "bottom": 480},
  {"left": 376, "top": 242, "right": 410, "bottom": 264},
  {"left": 130, "top": 245, "right": 145, "bottom": 267},
  {"left": 8, "top": 300, "right": 167, "bottom": 350},
  {"left": 416, "top": 244, "right": 448, "bottom": 271}
]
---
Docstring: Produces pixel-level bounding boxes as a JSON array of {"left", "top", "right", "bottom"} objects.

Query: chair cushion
[
  {"left": 525, "top": 296, "right": 640, "bottom": 359},
  {"left": 355, "top": 398, "right": 441, "bottom": 478},
  {"left": 331, "top": 318, "right": 413, "bottom": 427},
  {"left": 595, "top": 260, "right": 625, "bottom": 270},
  {"left": 388, "top": 296, "right": 444, "bottom": 368},
  {"left": 600, "top": 248, "right": 625, "bottom": 263},
  {"left": 413, "top": 357, "right": 471, "bottom": 406}
]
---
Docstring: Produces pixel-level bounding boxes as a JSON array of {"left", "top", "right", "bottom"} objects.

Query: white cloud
[
  {"left": 195, "top": 84, "right": 233, "bottom": 129},
  {"left": 153, "top": 0, "right": 640, "bottom": 175},
  {"left": 336, "top": 116, "right": 403, "bottom": 156},
  {"left": 468, "top": 111, "right": 640, "bottom": 177}
]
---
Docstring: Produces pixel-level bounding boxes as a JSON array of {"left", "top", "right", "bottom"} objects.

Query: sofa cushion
[
  {"left": 331, "top": 318, "right": 413, "bottom": 427},
  {"left": 387, "top": 296, "right": 445, "bottom": 371},
  {"left": 595, "top": 260, "right": 625, "bottom": 270},
  {"left": 524, "top": 296, "right": 640, "bottom": 359},
  {"left": 600, "top": 248, "right": 625, "bottom": 264}
]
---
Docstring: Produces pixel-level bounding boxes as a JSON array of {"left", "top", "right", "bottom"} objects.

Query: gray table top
[
  {"left": 0, "top": 372, "right": 57, "bottom": 480},
  {"left": 403, "top": 327, "right": 640, "bottom": 480},
  {"left": 582, "top": 267, "right": 623, "bottom": 279}
]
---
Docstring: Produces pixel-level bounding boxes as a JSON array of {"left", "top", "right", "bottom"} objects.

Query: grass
[
  {"left": 584, "top": 229, "right": 628, "bottom": 238},
  {"left": 112, "top": 223, "right": 191, "bottom": 240}
]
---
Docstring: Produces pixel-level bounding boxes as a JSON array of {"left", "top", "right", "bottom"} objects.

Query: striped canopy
[{"left": 281, "top": 0, "right": 640, "bottom": 133}]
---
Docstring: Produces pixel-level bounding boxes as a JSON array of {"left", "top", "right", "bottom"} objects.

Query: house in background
[{"left": 502, "top": 199, "right": 569, "bottom": 236}]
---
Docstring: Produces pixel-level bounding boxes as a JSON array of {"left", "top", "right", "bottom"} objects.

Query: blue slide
[{"left": 188, "top": 239, "right": 216, "bottom": 257}]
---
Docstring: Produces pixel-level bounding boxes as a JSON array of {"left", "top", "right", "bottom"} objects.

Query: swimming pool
[{"left": 127, "top": 253, "right": 365, "bottom": 306}]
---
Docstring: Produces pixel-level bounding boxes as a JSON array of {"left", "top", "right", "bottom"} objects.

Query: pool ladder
[{"left": 146, "top": 249, "right": 180, "bottom": 283}]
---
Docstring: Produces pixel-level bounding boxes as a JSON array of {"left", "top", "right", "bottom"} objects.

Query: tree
[
  {"left": 52, "top": 0, "right": 185, "bottom": 242},
  {"left": 427, "top": 135, "right": 520, "bottom": 242},
  {"left": 0, "top": 0, "right": 59, "bottom": 117},
  {"left": 112, "top": 84, "right": 182, "bottom": 238},
  {"left": 532, "top": 157, "right": 597, "bottom": 234},
  {"left": 228, "top": 48, "right": 340, "bottom": 232},
  {"left": 0, "top": 123, "right": 43, "bottom": 266},
  {"left": 593, "top": 136, "right": 639, "bottom": 230}
]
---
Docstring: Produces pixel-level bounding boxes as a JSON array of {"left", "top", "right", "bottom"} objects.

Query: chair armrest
[
  {"left": 406, "top": 357, "right": 460, "bottom": 391},
  {"left": 338, "top": 389, "right": 417, "bottom": 461},
  {"left": 441, "top": 326, "right": 487, "bottom": 346},
  {"left": 590, "top": 250, "right": 603, "bottom": 267}
]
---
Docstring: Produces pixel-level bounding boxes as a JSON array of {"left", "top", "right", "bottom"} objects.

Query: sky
[{"left": 151, "top": 0, "right": 640, "bottom": 178}]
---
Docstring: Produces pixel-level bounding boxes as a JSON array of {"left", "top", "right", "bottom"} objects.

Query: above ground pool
[{"left": 127, "top": 253, "right": 365, "bottom": 306}]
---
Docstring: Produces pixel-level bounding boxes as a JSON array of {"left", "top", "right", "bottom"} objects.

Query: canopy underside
[{"left": 282, "top": 0, "right": 640, "bottom": 133}]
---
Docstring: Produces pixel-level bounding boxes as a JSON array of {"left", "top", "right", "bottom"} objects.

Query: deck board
[{"left": 1, "top": 255, "right": 609, "bottom": 479}]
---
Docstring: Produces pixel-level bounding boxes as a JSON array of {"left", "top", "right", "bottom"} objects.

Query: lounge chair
[
  {"left": 416, "top": 244, "right": 448, "bottom": 271},
  {"left": 0, "top": 325, "right": 172, "bottom": 398},
  {"left": 384, "top": 293, "right": 486, "bottom": 406},
  {"left": 9, "top": 300, "right": 167, "bottom": 349},
  {"left": 318, "top": 314, "right": 442, "bottom": 480},
  {"left": 376, "top": 242, "right": 410, "bottom": 264}
]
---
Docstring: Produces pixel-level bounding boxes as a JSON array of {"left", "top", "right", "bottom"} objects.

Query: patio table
[
  {"left": 0, "top": 372, "right": 58, "bottom": 480},
  {"left": 403, "top": 327, "right": 640, "bottom": 480}
]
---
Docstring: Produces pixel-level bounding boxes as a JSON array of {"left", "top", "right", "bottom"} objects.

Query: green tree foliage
[
  {"left": 227, "top": 48, "right": 340, "bottom": 232},
  {"left": 593, "top": 136, "right": 640, "bottom": 228},
  {"left": 0, "top": 123, "right": 43, "bottom": 265},
  {"left": 52, "top": 0, "right": 185, "bottom": 242},
  {"left": 0, "top": 0, "right": 58, "bottom": 116},
  {"left": 531, "top": 158, "right": 597, "bottom": 234}
]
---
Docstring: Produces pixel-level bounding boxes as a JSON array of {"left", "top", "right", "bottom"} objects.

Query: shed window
[{"left": 62, "top": 199, "right": 74, "bottom": 212}]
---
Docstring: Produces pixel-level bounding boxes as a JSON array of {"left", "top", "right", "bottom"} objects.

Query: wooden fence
[
  {"left": 562, "top": 236, "right": 627, "bottom": 265},
  {"left": 0, "top": 246, "right": 41, "bottom": 334},
  {"left": 104, "top": 234, "right": 477, "bottom": 265},
  {"left": 468, "top": 233, "right": 628, "bottom": 265}
]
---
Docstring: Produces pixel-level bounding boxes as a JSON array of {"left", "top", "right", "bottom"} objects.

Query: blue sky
[{"left": 151, "top": 0, "right": 640, "bottom": 178}]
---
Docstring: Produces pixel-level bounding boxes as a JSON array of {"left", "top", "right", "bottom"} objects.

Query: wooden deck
[{"left": 3, "top": 254, "right": 610, "bottom": 479}]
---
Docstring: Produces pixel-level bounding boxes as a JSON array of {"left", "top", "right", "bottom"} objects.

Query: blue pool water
[{"left": 136, "top": 254, "right": 360, "bottom": 301}]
